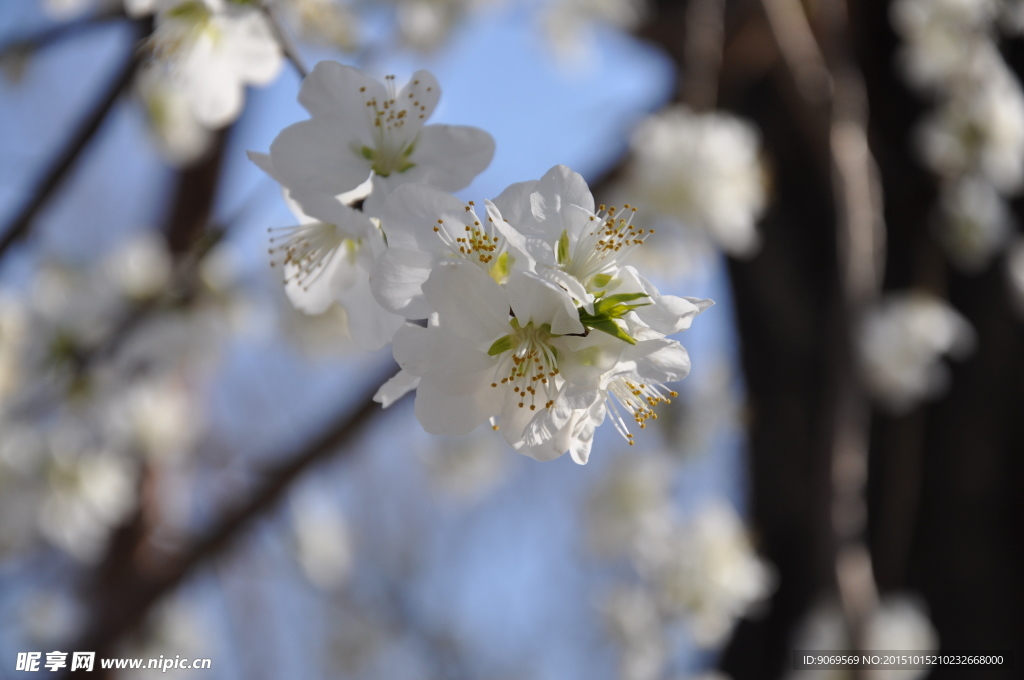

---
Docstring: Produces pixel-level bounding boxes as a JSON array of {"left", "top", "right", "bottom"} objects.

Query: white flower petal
[
  {"left": 380, "top": 183, "right": 475, "bottom": 250},
  {"left": 507, "top": 271, "right": 584, "bottom": 335},
  {"left": 413, "top": 124, "right": 496, "bottom": 191},
  {"left": 297, "top": 61, "right": 382, "bottom": 145},
  {"left": 270, "top": 119, "right": 373, "bottom": 197},
  {"left": 415, "top": 374, "right": 501, "bottom": 435},
  {"left": 374, "top": 370, "right": 420, "bottom": 407},
  {"left": 422, "top": 263, "right": 510, "bottom": 344},
  {"left": 370, "top": 248, "right": 437, "bottom": 319}
]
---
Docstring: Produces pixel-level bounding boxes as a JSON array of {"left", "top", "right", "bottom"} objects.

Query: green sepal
[
  {"left": 577, "top": 316, "right": 637, "bottom": 345},
  {"left": 576, "top": 292, "right": 652, "bottom": 345},
  {"left": 599, "top": 292, "right": 649, "bottom": 306},
  {"left": 488, "top": 334, "right": 516, "bottom": 356}
]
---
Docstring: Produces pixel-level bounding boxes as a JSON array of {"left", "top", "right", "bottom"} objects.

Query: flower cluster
[
  {"left": 893, "top": 0, "right": 1024, "bottom": 271},
  {"left": 252, "top": 63, "right": 712, "bottom": 464}
]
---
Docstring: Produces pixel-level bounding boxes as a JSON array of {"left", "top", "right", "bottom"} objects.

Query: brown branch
[
  {"left": 0, "top": 29, "right": 144, "bottom": 259},
  {"left": 68, "top": 366, "right": 397, "bottom": 674},
  {"left": 261, "top": 3, "right": 308, "bottom": 79},
  {"left": 0, "top": 6, "right": 127, "bottom": 57},
  {"left": 163, "top": 128, "right": 230, "bottom": 254},
  {"left": 682, "top": 0, "right": 726, "bottom": 112},
  {"left": 815, "top": 0, "right": 885, "bottom": 664}
]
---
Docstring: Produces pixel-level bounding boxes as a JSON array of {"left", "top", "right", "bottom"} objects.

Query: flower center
[
  {"left": 605, "top": 377, "right": 677, "bottom": 445},
  {"left": 488, "top": 320, "right": 561, "bottom": 412},
  {"left": 562, "top": 204, "right": 652, "bottom": 289},
  {"left": 268, "top": 223, "right": 358, "bottom": 291},
  {"left": 432, "top": 202, "right": 511, "bottom": 283},
  {"left": 357, "top": 75, "right": 428, "bottom": 177}
]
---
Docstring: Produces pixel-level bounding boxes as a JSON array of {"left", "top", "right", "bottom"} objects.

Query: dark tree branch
[
  {"left": 68, "top": 367, "right": 397, "bottom": 676},
  {"left": 0, "top": 6, "right": 127, "bottom": 57},
  {"left": 163, "top": 128, "right": 230, "bottom": 254},
  {"left": 261, "top": 3, "right": 308, "bottom": 79},
  {"left": 0, "top": 25, "right": 145, "bottom": 259}
]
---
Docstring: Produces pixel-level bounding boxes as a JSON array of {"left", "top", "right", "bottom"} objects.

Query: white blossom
[
  {"left": 264, "top": 62, "right": 494, "bottom": 215},
  {"left": 786, "top": 595, "right": 938, "bottom": 680},
  {"left": 891, "top": 0, "right": 1000, "bottom": 90},
  {"left": 290, "top": 490, "right": 353, "bottom": 590},
  {"left": 644, "top": 502, "right": 774, "bottom": 647},
  {"left": 916, "top": 61, "right": 1024, "bottom": 194},
  {"left": 262, "top": 185, "right": 403, "bottom": 351},
  {"left": 934, "top": 175, "right": 1013, "bottom": 272},
  {"left": 859, "top": 292, "right": 975, "bottom": 413},
  {"left": 102, "top": 229, "right": 174, "bottom": 300},
  {"left": 542, "top": 0, "right": 645, "bottom": 61},
  {"left": 587, "top": 453, "right": 676, "bottom": 556},
  {"left": 135, "top": 63, "right": 214, "bottom": 166},
  {"left": 603, "top": 585, "right": 669, "bottom": 680},
  {"left": 390, "top": 0, "right": 485, "bottom": 52},
  {"left": 272, "top": 0, "right": 359, "bottom": 51},
  {"left": 623, "top": 106, "right": 766, "bottom": 259},
  {"left": 38, "top": 449, "right": 137, "bottom": 562},
  {"left": 147, "top": 0, "right": 283, "bottom": 128}
]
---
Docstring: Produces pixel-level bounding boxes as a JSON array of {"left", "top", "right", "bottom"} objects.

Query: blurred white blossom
[
  {"left": 891, "top": 0, "right": 1000, "bottom": 90},
  {"left": 290, "top": 491, "right": 354, "bottom": 590},
  {"left": 623, "top": 106, "right": 766, "bottom": 261},
  {"left": 787, "top": 595, "right": 938, "bottom": 680},
  {"left": 419, "top": 430, "right": 510, "bottom": 500},
  {"left": 542, "top": 0, "right": 645, "bottom": 60},
  {"left": 38, "top": 448, "right": 137, "bottom": 562},
  {"left": 273, "top": 0, "right": 359, "bottom": 51},
  {"left": 604, "top": 585, "right": 669, "bottom": 680},
  {"left": 934, "top": 175, "right": 1013, "bottom": 272},
  {"left": 587, "top": 454, "right": 675, "bottom": 556},
  {"left": 894, "top": 0, "right": 1024, "bottom": 270},
  {"left": 102, "top": 229, "right": 174, "bottom": 300},
  {"left": 645, "top": 502, "right": 774, "bottom": 647},
  {"left": 135, "top": 63, "right": 215, "bottom": 166},
  {"left": 591, "top": 455, "right": 773, "bottom": 656},
  {"left": 859, "top": 292, "right": 975, "bottom": 413},
  {"left": 917, "top": 62, "right": 1024, "bottom": 194},
  {"left": 146, "top": 0, "right": 283, "bottom": 128},
  {"left": 390, "top": 0, "right": 488, "bottom": 52},
  {"left": 21, "top": 590, "right": 82, "bottom": 645},
  {"left": 123, "top": 598, "right": 214, "bottom": 680}
]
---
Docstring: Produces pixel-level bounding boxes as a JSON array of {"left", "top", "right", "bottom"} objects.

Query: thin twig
[
  {"left": 0, "top": 6, "right": 126, "bottom": 57},
  {"left": 0, "top": 39, "right": 142, "bottom": 259},
  {"left": 261, "top": 3, "right": 308, "bottom": 79}
]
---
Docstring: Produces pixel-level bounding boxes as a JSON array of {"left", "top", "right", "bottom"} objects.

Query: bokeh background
[{"left": 0, "top": 0, "right": 1021, "bottom": 679}]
